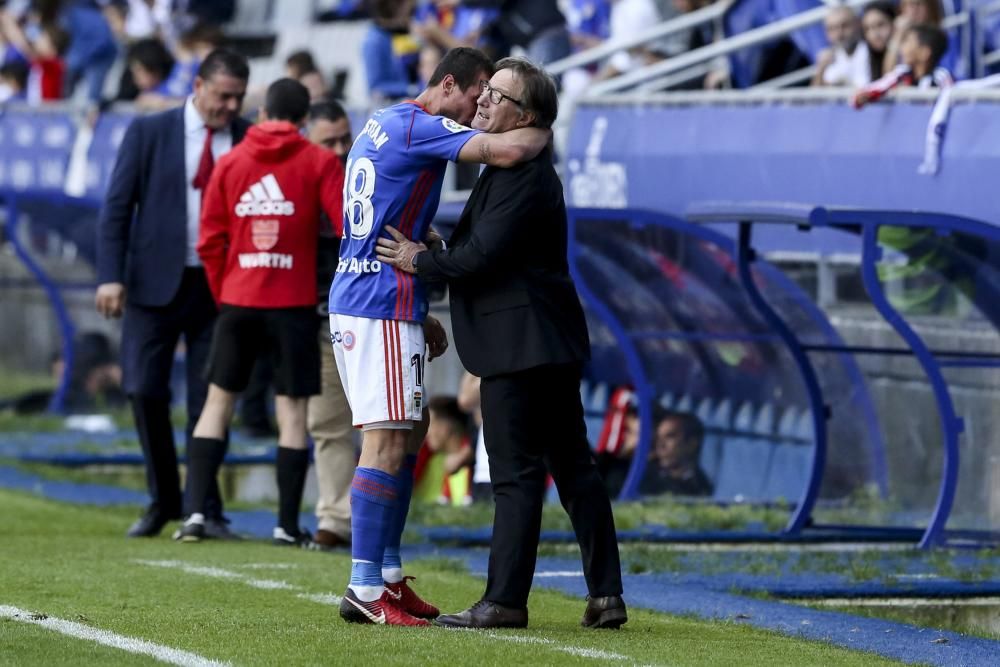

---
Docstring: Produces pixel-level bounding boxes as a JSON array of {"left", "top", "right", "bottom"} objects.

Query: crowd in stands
[
  {"left": 0, "top": 0, "right": 234, "bottom": 109},
  {"left": 808, "top": 0, "right": 955, "bottom": 106},
  {"left": 0, "top": 0, "right": 985, "bottom": 114}
]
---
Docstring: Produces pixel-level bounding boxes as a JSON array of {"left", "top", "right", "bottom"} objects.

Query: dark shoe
[
  {"left": 178, "top": 514, "right": 205, "bottom": 543},
  {"left": 435, "top": 600, "right": 528, "bottom": 629},
  {"left": 204, "top": 516, "right": 241, "bottom": 540},
  {"left": 126, "top": 509, "right": 178, "bottom": 538},
  {"left": 581, "top": 595, "right": 628, "bottom": 629},
  {"left": 313, "top": 529, "right": 350, "bottom": 551},
  {"left": 273, "top": 527, "right": 314, "bottom": 548}
]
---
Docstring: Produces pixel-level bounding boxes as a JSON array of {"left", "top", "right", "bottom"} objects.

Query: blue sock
[
  {"left": 349, "top": 467, "right": 399, "bottom": 600},
  {"left": 383, "top": 454, "right": 416, "bottom": 583}
]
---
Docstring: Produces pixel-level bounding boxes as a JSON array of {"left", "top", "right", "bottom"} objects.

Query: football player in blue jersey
[{"left": 330, "top": 47, "right": 550, "bottom": 626}]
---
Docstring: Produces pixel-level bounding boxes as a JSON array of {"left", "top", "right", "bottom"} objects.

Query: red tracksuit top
[{"left": 198, "top": 121, "right": 345, "bottom": 308}]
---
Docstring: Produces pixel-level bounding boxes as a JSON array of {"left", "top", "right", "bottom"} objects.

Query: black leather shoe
[
  {"left": 435, "top": 600, "right": 528, "bottom": 629},
  {"left": 581, "top": 595, "right": 628, "bottom": 629},
  {"left": 204, "top": 517, "right": 241, "bottom": 540},
  {"left": 126, "top": 510, "right": 177, "bottom": 538}
]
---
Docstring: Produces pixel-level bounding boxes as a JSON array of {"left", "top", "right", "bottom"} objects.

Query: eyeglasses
[{"left": 479, "top": 80, "right": 523, "bottom": 107}]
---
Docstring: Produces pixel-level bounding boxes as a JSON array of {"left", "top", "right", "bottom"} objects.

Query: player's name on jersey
[
  {"left": 238, "top": 252, "right": 294, "bottom": 269},
  {"left": 337, "top": 257, "right": 383, "bottom": 274},
  {"left": 361, "top": 118, "right": 389, "bottom": 151}
]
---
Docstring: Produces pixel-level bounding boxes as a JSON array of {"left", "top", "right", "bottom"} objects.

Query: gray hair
[{"left": 494, "top": 57, "right": 558, "bottom": 129}]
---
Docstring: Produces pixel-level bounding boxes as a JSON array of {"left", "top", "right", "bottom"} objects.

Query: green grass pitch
[{"left": 0, "top": 489, "right": 901, "bottom": 666}]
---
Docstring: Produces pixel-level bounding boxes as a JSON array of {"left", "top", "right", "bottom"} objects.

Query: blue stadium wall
[{"left": 564, "top": 93, "right": 1000, "bottom": 229}]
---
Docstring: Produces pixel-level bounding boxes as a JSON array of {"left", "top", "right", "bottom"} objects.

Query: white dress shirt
[{"left": 184, "top": 96, "right": 233, "bottom": 266}]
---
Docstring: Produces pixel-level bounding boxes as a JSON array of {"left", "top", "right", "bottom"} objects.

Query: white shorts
[{"left": 329, "top": 313, "right": 425, "bottom": 428}]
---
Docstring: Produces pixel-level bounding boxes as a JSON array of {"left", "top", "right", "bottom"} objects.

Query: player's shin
[
  {"left": 348, "top": 467, "right": 399, "bottom": 601},
  {"left": 382, "top": 453, "right": 416, "bottom": 583}
]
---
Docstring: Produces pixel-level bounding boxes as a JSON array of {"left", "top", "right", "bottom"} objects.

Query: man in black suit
[
  {"left": 95, "top": 49, "right": 251, "bottom": 538},
  {"left": 376, "top": 57, "right": 626, "bottom": 630}
]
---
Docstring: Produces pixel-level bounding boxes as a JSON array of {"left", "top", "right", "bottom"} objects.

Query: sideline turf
[{"left": 0, "top": 490, "right": 900, "bottom": 666}]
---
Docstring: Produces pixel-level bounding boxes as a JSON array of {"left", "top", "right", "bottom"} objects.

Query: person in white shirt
[{"left": 812, "top": 5, "right": 872, "bottom": 88}]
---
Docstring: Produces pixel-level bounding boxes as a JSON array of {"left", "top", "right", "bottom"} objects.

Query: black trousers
[
  {"left": 121, "top": 268, "right": 224, "bottom": 518},
  {"left": 481, "top": 363, "right": 623, "bottom": 608}
]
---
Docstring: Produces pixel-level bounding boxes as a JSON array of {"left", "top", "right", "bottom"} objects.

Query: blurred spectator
[
  {"left": 285, "top": 49, "right": 317, "bottom": 79},
  {"left": 439, "top": 0, "right": 571, "bottom": 65},
  {"left": 0, "top": 59, "right": 29, "bottom": 101},
  {"left": 0, "top": 11, "right": 68, "bottom": 101},
  {"left": 414, "top": 395, "right": 474, "bottom": 506},
  {"left": 639, "top": 411, "right": 713, "bottom": 497},
  {"left": 883, "top": 0, "right": 942, "bottom": 75},
  {"left": 0, "top": 331, "right": 125, "bottom": 415},
  {"left": 561, "top": 0, "right": 610, "bottom": 99},
  {"left": 812, "top": 5, "right": 870, "bottom": 87},
  {"left": 127, "top": 22, "right": 221, "bottom": 109},
  {"left": 594, "top": 0, "right": 663, "bottom": 82},
  {"left": 594, "top": 387, "right": 638, "bottom": 497},
  {"left": 457, "top": 371, "right": 491, "bottom": 502},
  {"left": 122, "top": 36, "right": 173, "bottom": 100},
  {"left": 285, "top": 49, "right": 329, "bottom": 101},
  {"left": 567, "top": 0, "right": 611, "bottom": 52},
  {"left": 162, "top": 23, "right": 222, "bottom": 96},
  {"left": 362, "top": 0, "right": 420, "bottom": 102},
  {"left": 29, "top": 21, "right": 67, "bottom": 100},
  {"left": 102, "top": 0, "right": 172, "bottom": 42},
  {"left": 411, "top": 0, "right": 498, "bottom": 53},
  {"left": 861, "top": 1, "right": 896, "bottom": 82},
  {"left": 853, "top": 23, "right": 951, "bottom": 108},
  {"left": 60, "top": 0, "right": 120, "bottom": 106},
  {"left": 417, "top": 42, "right": 443, "bottom": 87}
]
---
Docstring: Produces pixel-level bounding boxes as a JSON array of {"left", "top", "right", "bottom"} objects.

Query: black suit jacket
[
  {"left": 96, "top": 106, "right": 250, "bottom": 306},
  {"left": 414, "top": 149, "right": 589, "bottom": 378}
]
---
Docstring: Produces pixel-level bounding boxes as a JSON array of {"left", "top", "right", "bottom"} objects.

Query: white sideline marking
[
  {"left": 135, "top": 560, "right": 293, "bottom": 591},
  {"left": 297, "top": 593, "right": 343, "bottom": 606},
  {"left": 238, "top": 563, "right": 298, "bottom": 570},
  {"left": 136, "top": 560, "right": 342, "bottom": 607},
  {"left": 0, "top": 605, "right": 228, "bottom": 667},
  {"left": 533, "top": 570, "right": 584, "bottom": 578},
  {"left": 484, "top": 631, "right": 633, "bottom": 662}
]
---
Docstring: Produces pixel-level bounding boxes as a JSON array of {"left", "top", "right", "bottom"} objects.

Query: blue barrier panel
[{"left": 0, "top": 106, "right": 76, "bottom": 192}]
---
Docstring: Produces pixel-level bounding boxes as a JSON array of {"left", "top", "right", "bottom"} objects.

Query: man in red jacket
[{"left": 179, "top": 77, "right": 345, "bottom": 545}]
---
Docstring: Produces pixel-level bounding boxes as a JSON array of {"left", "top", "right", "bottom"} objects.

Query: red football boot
[
  {"left": 384, "top": 576, "right": 440, "bottom": 619},
  {"left": 339, "top": 588, "right": 430, "bottom": 626}
]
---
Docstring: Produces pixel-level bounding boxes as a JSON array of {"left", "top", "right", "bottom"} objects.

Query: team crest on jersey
[
  {"left": 441, "top": 118, "right": 470, "bottom": 133},
  {"left": 343, "top": 330, "right": 356, "bottom": 351},
  {"left": 251, "top": 220, "right": 279, "bottom": 250}
]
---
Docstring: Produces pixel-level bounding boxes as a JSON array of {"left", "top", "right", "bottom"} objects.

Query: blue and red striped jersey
[{"left": 329, "top": 101, "right": 479, "bottom": 322}]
